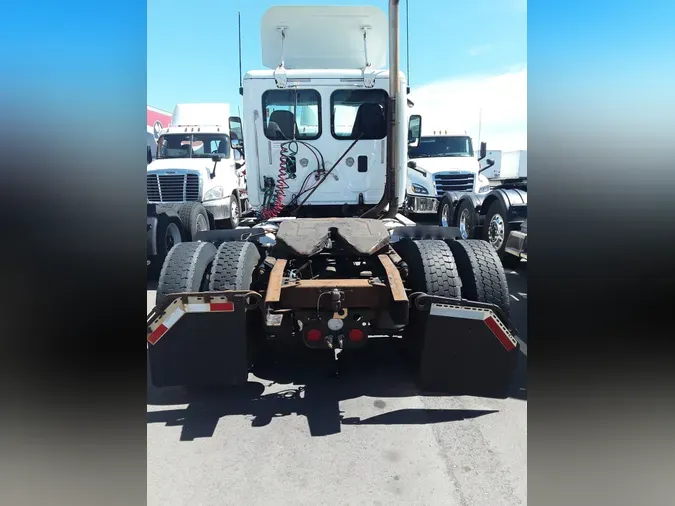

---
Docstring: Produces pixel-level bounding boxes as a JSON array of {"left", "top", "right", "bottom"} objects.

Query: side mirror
[
  {"left": 211, "top": 155, "right": 222, "bottom": 163},
  {"left": 235, "top": 161, "right": 244, "bottom": 170},
  {"left": 229, "top": 115, "right": 244, "bottom": 150},
  {"left": 479, "top": 142, "right": 487, "bottom": 160},
  {"left": 407, "top": 160, "right": 416, "bottom": 169},
  {"left": 147, "top": 147, "right": 152, "bottom": 164},
  {"left": 408, "top": 114, "right": 422, "bottom": 147}
]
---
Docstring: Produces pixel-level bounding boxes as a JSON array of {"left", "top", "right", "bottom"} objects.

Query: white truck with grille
[
  {"left": 147, "top": 103, "right": 247, "bottom": 231},
  {"left": 404, "top": 120, "right": 492, "bottom": 219},
  {"left": 146, "top": 103, "right": 247, "bottom": 274}
]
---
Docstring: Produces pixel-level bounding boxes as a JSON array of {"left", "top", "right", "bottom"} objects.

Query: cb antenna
[
  {"left": 405, "top": 0, "right": 410, "bottom": 94},
  {"left": 238, "top": 11, "right": 243, "bottom": 95}
]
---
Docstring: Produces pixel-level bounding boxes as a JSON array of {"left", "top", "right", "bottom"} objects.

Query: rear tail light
[
  {"left": 307, "top": 329, "right": 322, "bottom": 342},
  {"left": 348, "top": 329, "right": 364, "bottom": 342}
]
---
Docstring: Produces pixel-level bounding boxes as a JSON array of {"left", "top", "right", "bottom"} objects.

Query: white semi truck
[
  {"left": 146, "top": 3, "right": 520, "bottom": 394},
  {"left": 146, "top": 103, "right": 247, "bottom": 273},
  {"left": 440, "top": 147, "right": 528, "bottom": 267},
  {"left": 404, "top": 121, "right": 493, "bottom": 219}
]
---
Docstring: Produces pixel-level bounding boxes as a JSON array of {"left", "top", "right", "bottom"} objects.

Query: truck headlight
[
  {"left": 478, "top": 184, "right": 491, "bottom": 193},
  {"left": 411, "top": 183, "right": 429, "bottom": 195},
  {"left": 203, "top": 186, "right": 224, "bottom": 201}
]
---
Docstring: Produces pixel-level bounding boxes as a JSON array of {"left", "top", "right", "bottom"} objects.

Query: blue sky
[{"left": 147, "top": 0, "right": 526, "bottom": 113}]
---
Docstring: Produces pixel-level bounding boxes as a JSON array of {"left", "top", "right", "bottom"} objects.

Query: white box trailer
[
  {"left": 147, "top": 106, "right": 173, "bottom": 162},
  {"left": 480, "top": 150, "right": 527, "bottom": 181},
  {"left": 498, "top": 150, "right": 527, "bottom": 180}
]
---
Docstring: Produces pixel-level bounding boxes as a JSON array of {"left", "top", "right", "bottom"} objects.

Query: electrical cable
[
  {"left": 262, "top": 140, "right": 298, "bottom": 219},
  {"left": 290, "top": 134, "right": 363, "bottom": 216},
  {"left": 261, "top": 138, "right": 327, "bottom": 217}
]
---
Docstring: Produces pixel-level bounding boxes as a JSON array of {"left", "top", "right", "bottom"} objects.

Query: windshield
[
  {"left": 408, "top": 136, "right": 474, "bottom": 158},
  {"left": 157, "top": 133, "right": 230, "bottom": 159}
]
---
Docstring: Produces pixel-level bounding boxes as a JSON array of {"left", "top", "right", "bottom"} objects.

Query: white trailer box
[
  {"left": 480, "top": 150, "right": 526, "bottom": 180},
  {"left": 479, "top": 150, "right": 502, "bottom": 179},
  {"left": 499, "top": 150, "right": 527, "bottom": 179}
]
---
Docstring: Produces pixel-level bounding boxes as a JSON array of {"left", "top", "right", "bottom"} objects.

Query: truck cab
[
  {"left": 239, "top": 5, "right": 407, "bottom": 219},
  {"left": 404, "top": 116, "right": 492, "bottom": 219},
  {"left": 146, "top": 103, "right": 248, "bottom": 229}
]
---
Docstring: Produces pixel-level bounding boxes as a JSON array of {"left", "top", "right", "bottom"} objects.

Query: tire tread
[
  {"left": 209, "top": 241, "right": 260, "bottom": 291},
  {"left": 156, "top": 241, "right": 217, "bottom": 306},
  {"left": 448, "top": 239, "right": 510, "bottom": 315}
]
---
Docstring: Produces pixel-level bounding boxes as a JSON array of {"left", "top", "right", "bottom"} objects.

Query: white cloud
[
  {"left": 468, "top": 44, "right": 493, "bottom": 56},
  {"left": 409, "top": 68, "right": 527, "bottom": 151}
]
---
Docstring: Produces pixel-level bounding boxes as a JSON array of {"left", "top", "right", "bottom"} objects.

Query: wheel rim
[
  {"left": 195, "top": 214, "right": 209, "bottom": 232},
  {"left": 488, "top": 214, "right": 505, "bottom": 250},
  {"left": 459, "top": 208, "right": 472, "bottom": 239},
  {"left": 231, "top": 198, "right": 239, "bottom": 225},
  {"left": 440, "top": 204, "right": 450, "bottom": 227},
  {"left": 165, "top": 222, "right": 181, "bottom": 251}
]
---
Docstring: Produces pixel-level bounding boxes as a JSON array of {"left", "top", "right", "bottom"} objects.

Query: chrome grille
[
  {"left": 433, "top": 172, "right": 475, "bottom": 195},
  {"left": 146, "top": 173, "right": 200, "bottom": 203}
]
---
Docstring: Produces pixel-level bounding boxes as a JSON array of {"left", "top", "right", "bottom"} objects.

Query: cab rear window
[{"left": 262, "top": 89, "right": 321, "bottom": 141}]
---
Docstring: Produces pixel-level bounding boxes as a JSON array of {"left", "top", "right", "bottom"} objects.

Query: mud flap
[
  {"left": 147, "top": 292, "right": 256, "bottom": 388},
  {"left": 417, "top": 301, "right": 520, "bottom": 395}
]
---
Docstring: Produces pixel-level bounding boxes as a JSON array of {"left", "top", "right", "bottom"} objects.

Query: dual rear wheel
[
  {"left": 396, "top": 238, "right": 510, "bottom": 316},
  {"left": 395, "top": 238, "right": 515, "bottom": 395},
  {"left": 156, "top": 240, "right": 259, "bottom": 307}
]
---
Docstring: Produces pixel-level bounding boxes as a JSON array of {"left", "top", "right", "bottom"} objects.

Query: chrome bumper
[{"left": 406, "top": 195, "right": 439, "bottom": 214}]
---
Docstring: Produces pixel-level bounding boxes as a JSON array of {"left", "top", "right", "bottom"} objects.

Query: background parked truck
[
  {"left": 439, "top": 146, "right": 527, "bottom": 267},
  {"left": 146, "top": 103, "right": 247, "bottom": 274},
  {"left": 404, "top": 114, "right": 493, "bottom": 220}
]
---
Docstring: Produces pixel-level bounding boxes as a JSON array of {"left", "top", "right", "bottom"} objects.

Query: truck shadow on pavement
[
  {"left": 146, "top": 263, "right": 526, "bottom": 440},
  {"left": 147, "top": 338, "right": 524, "bottom": 440}
]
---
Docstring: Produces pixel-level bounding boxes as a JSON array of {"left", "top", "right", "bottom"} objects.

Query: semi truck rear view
[{"left": 146, "top": 3, "right": 521, "bottom": 395}]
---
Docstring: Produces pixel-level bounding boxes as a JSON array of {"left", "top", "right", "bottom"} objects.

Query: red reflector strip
[
  {"left": 147, "top": 299, "right": 233, "bottom": 346},
  {"left": 210, "top": 302, "right": 234, "bottom": 312},
  {"left": 484, "top": 315, "right": 516, "bottom": 351},
  {"left": 147, "top": 305, "right": 185, "bottom": 345},
  {"left": 147, "top": 324, "right": 168, "bottom": 345}
]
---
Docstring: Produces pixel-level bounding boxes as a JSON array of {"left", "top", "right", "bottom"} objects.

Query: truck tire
[
  {"left": 438, "top": 195, "right": 453, "bottom": 227},
  {"left": 208, "top": 241, "right": 260, "bottom": 291},
  {"left": 483, "top": 199, "right": 520, "bottom": 268},
  {"left": 455, "top": 199, "right": 478, "bottom": 239},
  {"left": 222, "top": 193, "right": 241, "bottom": 230},
  {"left": 396, "top": 239, "right": 462, "bottom": 298},
  {"left": 394, "top": 239, "right": 462, "bottom": 359},
  {"left": 209, "top": 240, "right": 264, "bottom": 359},
  {"left": 148, "top": 213, "right": 183, "bottom": 279},
  {"left": 156, "top": 241, "right": 217, "bottom": 307},
  {"left": 178, "top": 202, "right": 210, "bottom": 241},
  {"left": 447, "top": 239, "right": 510, "bottom": 316}
]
